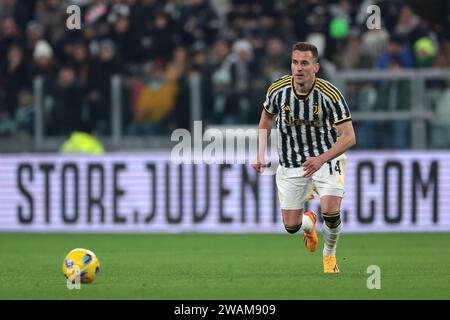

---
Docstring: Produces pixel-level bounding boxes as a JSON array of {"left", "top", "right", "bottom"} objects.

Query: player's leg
[
  {"left": 282, "top": 209, "right": 303, "bottom": 233},
  {"left": 312, "top": 154, "right": 347, "bottom": 272},
  {"left": 281, "top": 209, "right": 313, "bottom": 232},
  {"left": 281, "top": 209, "right": 318, "bottom": 252},
  {"left": 276, "top": 166, "right": 318, "bottom": 252},
  {"left": 320, "top": 195, "right": 343, "bottom": 273}
]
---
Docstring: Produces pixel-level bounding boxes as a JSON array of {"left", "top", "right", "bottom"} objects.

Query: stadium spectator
[
  {"left": 210, "top": 68, "right": 238, "bottom": 125},
  {"left": 413, "top": 36, "right": 437, "bottom": 68},
  {"left": 247, "top": 30, "right": 265, "bottom": 70},
  {"left": 0, "top": 16, "right": 22, "bottom": 60},
  {"left": 375, "top": 56, "right": 411, "bottom": 149},
  {"left": 190, "top": 45, "right": 213, "bottom": 123},
  {"left": 360, "top": 27, "right": 389, "bottom": 67},
  {"left": 209, "top": 38, "right": 231, "bottom": 71},
  {"left": 0, "top": 0, "right": 17, "bottom": 19},
  {"left": 178, "top": 0, "right": 220, "bottom": 46},
  {"left": 14, "top": 88, "right": 34, "bottom": 137},
  {"left": 335, "top": 29, "right": 372, "bottom": 69},
  {"left": 35, "top": 0, "right": 66, "bottom": 45},
  {"left": 144, "top": 10, "right": 175, "bottom": 61},
  {"left": 327, "top": 16, "right": 350, "bottom": 65},
  {"left": 86, "top": 39, "right": 123, "bottom": 134},
  {"left": 59, "top": 120, "right": 105, "bottom": 155},
  {"left": 170, "top": 46, "right": 192, "bottom": 131},
  {"left": 4, "top": 0, "right": 36, "bottom": 31},
  {"left": 376, "top": 33, "right": 414, "bottom": 69},
  {"left": 24, "top": 20, "right": 45, "bottom": 61},
  {"left": 45, "top": 66, "right": 84, "bottom": 136},
  {"left": 109, "top": 5, "right": 139, "bottom": 63},
  {"left": 170, "top": 46, "right": 190, "bottom": 83},
  {"left": 32, "top": 39, "right": 55, "bottom": 79},
  {"left": 394, "top": 3, "right": 422, "bottom": 46},
  {"left": 0, "top": 44, "right": 30, "bottom": 126},
  {"left": 228, "top": 38, "right": 257, "bottom": 123},
  {"left": 69, "top": 39, "right": 91, "bottom": 87},
  {"left": 128, "top": 59, "right": 179, "bottom": 135},
  {"left": 261, "top": 36, "right": 290, "bottom": 84}
]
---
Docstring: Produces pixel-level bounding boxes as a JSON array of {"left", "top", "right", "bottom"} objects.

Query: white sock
[
  {"left": 300, "top": 213, "right": 313, "bottom": 233},
  {"left": 322, "top": 222, "right": 342, "bottom": 256}
]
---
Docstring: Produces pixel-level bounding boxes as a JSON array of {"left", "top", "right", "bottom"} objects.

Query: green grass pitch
[{"left": 1, "top": 233, "right": 449, "bottom": 300}]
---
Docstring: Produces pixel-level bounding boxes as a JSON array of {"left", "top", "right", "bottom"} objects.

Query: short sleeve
[
  {"left": 333, "top": 98, "right": 352, "bottom": 125},
  {"left": 262, "top": 88, "right": 278, "bottom": 115},
  {"left": 317, "top": 79, "right": 351, "bottom": 125}
]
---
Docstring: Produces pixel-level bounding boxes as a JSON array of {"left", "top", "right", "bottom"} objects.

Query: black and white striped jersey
[{"left": 262, "top": 75, "right": 352, "bottom": 168}]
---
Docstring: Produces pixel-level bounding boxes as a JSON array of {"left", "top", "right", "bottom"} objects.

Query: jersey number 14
[{"left": 327, "top": 160, "right": 342, "bottom": 175}]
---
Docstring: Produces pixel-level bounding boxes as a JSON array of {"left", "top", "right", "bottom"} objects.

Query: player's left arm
[{"left": 303, "top": 121, "right": 356, "bottom": 177}]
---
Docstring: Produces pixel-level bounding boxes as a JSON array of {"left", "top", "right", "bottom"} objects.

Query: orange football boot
[{"left": 303, "top": 211, "right": 318, "bottom": 252}]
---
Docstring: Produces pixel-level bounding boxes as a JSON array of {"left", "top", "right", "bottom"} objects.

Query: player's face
[{"left": 291, "top": 50, "right": 319, "bottom": 86}]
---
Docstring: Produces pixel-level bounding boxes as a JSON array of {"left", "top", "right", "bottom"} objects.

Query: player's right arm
[
  {"left": 252, "top": 110, "right": 274, "bottom": 173},
  {"left": 252, "top": 77, "right": 284, "bottom": 173}
]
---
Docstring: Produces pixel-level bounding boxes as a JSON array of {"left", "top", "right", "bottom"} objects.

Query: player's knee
[
  {"left": 284, "top": 224, "right": 301, "bottom": 234},
  {"left": 322, "top": 211, "right": 341, "bottom": 229}
]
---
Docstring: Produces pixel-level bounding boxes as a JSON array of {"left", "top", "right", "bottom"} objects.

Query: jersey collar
[{"left": 291, "top": 76, "right": 316, "bottom": 100}]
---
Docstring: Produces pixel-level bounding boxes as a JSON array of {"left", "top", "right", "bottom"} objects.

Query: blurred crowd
[{"left": 0, "top": 0, "right": 449, "bottom": 143}]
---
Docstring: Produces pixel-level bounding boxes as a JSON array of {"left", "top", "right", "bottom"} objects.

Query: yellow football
[{"left": 62, "top": 248, "right": 100, "bottom": 284}]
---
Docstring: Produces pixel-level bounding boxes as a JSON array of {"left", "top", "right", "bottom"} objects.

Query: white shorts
[{"left": 275, "top": 154, "right": 347, "bottom": 210}]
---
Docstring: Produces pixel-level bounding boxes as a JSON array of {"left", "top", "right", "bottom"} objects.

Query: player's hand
[
  {"left": 302, "top": 156, "right": 325, "bottom": 177},
  {"left": 251, "top": 160, "right": 265, "bottom": 173}
]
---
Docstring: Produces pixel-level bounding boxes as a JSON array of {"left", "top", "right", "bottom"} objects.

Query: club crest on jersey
[{"left": 313, "top": 103, "right": 320, "bottom": 115}]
